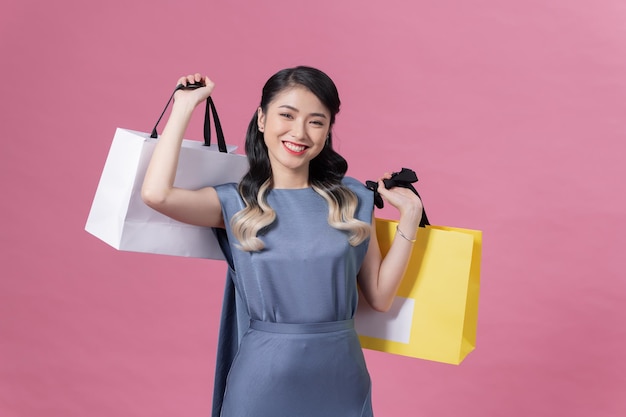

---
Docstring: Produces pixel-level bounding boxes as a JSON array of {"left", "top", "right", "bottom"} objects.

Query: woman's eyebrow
[{"left": 278, "top": 104, "right": 327, "bottom": 119}]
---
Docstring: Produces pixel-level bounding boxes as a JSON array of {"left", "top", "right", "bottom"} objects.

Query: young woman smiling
[{"left": 141, "top": 66, "right": 422, "bottom": 417}]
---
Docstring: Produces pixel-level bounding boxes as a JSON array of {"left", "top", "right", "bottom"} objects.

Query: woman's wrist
[
  {"left": 398, "top": 204, "right": 422, "bottom": 224},
  {"left": 396, "top": 225, "right": 417, "bottom": 243},
  {"left": 396, "top": 205, "right": 422, "bottom": 243},
  {"left": 171, "top": 97, "right": 198, "bottom": 115}
]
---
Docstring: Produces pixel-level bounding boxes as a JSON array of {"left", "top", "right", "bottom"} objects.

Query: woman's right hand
[
  {"left": 141, "top": 72, "right": 224, "bottom": 229},
  {"left": 174, "top": 73, "right": 215, "bottom": 108}
]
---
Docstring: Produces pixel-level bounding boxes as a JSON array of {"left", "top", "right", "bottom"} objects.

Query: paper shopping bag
[
  {"left": 85, "top": 93, "right": 249, "bottom": 259},
  {"left": 355, "top": 218, "right": 482, "bottom": 365}
]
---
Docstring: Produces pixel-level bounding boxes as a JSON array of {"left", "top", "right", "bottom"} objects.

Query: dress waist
[{"left": 249, "top": 319, "right": 354, "bottom": 334}]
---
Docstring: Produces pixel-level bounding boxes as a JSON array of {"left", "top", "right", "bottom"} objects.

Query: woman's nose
[{"left": 289, "top": 121, "right": 305, "bottom": 139}]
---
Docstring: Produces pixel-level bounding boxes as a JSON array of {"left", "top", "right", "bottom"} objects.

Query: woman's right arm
[{"left": 141, "top": 73, "right": 225, "bottom": 228}]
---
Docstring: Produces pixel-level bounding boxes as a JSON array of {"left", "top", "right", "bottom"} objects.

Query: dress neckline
[{"left": 270, "top": 187, "right": 313, "bottom": 191}]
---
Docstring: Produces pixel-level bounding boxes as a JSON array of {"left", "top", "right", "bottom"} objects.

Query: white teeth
[{"left": 284, "top": 142, "right": 306, "bottom": 152}]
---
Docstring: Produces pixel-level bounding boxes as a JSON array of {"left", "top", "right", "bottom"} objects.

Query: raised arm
[
  {"left": 141, "top": 73, "right": 224, "bottom": 228},
  {"left": 357, "top": 174, "right": 423, "bottom": 312}
]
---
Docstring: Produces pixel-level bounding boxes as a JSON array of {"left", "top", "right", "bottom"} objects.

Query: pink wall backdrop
[{"left": 2, "top": 0, "right": 625, "bottom": 416}]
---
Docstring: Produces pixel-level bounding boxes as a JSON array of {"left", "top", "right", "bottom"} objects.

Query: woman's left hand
[{"left": 376, "top": 173, "right": 423, "bottom": 221}]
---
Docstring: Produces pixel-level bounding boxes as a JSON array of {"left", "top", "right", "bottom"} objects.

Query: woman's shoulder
[
  {"left": 214, "top": 182, "right": 239, "bottom": 196},
  {"left": 342, "top": 176, "right": 373, "bottom": 206},
  {"left": 342, "top": 176, "right": 367, "bottom": 192},
  {"left": 214, "top": 183, "right": 244, "bottom": 211}
]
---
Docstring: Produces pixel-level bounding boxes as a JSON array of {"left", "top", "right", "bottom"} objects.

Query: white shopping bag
[{"left": 85, "top": 94, "right": 249, "bottom": 259}]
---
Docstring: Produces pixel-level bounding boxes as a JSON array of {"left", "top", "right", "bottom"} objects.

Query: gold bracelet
[{"left": 396, "top": 225, "right": 416, "bottom": 243}]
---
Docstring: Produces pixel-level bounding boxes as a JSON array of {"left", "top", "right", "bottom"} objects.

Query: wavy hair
[{"left": 231, "top": 66, "right": 371, "bottom": 251}]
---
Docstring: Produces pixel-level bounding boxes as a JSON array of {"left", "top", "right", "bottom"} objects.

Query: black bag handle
[
  {"left": 149, "top": 84, "right": 227, "bottom": 153},
  {"left": 365, "top": 168, "right": 430, "bottom": 227}
]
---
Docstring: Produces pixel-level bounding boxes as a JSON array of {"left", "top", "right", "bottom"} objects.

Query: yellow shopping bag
[{"left": 355, "top": 218, "right": 482, "bottom": 365}]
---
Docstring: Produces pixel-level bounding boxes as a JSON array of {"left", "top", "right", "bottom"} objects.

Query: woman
[{"left": 142, "top": 66, "right": 422, "bottom": 417}]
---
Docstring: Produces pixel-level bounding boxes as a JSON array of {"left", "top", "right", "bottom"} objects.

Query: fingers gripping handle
[
  {"left": 366, "top": 168, "right": 430, "bottom": 227},
  {"left": 149, "top": 83, "right": 227, "bottom": 153}
]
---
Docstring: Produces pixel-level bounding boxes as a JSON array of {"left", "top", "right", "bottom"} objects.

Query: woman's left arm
[{"left": 357, "top": 174, "right": 423, "bottom": 312}]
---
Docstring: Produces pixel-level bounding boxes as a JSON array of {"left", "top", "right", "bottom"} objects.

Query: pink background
[{"left": 2, "top": 0, "right": 625, "bottom": 416}]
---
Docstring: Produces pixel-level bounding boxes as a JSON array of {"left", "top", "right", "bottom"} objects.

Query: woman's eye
[
  {"left": 280, "top": 113, "right": 293, "bottom": 119},
  {"left": 311, "top": 120, "right": 324, "bottom": 126}
]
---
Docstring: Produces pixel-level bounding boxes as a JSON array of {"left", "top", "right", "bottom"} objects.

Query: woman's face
[{"left": 257, "top": 86, "right": 331, "bottom": 183}]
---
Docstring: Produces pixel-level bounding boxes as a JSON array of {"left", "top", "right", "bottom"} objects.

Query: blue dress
[{"left": 211, "top": 177, "right": 374, "bottom": 417}]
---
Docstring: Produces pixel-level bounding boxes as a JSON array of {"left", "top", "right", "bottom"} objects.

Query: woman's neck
[{"left": 271, "top": 169, "right": 310, "bottom": 190}]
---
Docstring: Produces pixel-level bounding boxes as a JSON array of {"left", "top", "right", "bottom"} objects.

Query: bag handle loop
[
  {"left": 366, "top": 168, "right": 430, "bottom": 227},
  {"left": 149, "top": 84, "right": 227, "bottom": 153}
]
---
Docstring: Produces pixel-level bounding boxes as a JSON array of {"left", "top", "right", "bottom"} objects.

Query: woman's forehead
[{"left": 268, "top": 86, "right": 329, "bottom": 115}]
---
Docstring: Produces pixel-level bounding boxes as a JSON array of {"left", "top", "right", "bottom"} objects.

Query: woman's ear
[{"left": 257, "top": 107, "right": 265, "bottom": 132}]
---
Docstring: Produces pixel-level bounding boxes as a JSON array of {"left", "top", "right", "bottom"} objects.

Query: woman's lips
[{"left": 283, "top": 141, "right": 308, "bottom": 155}]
